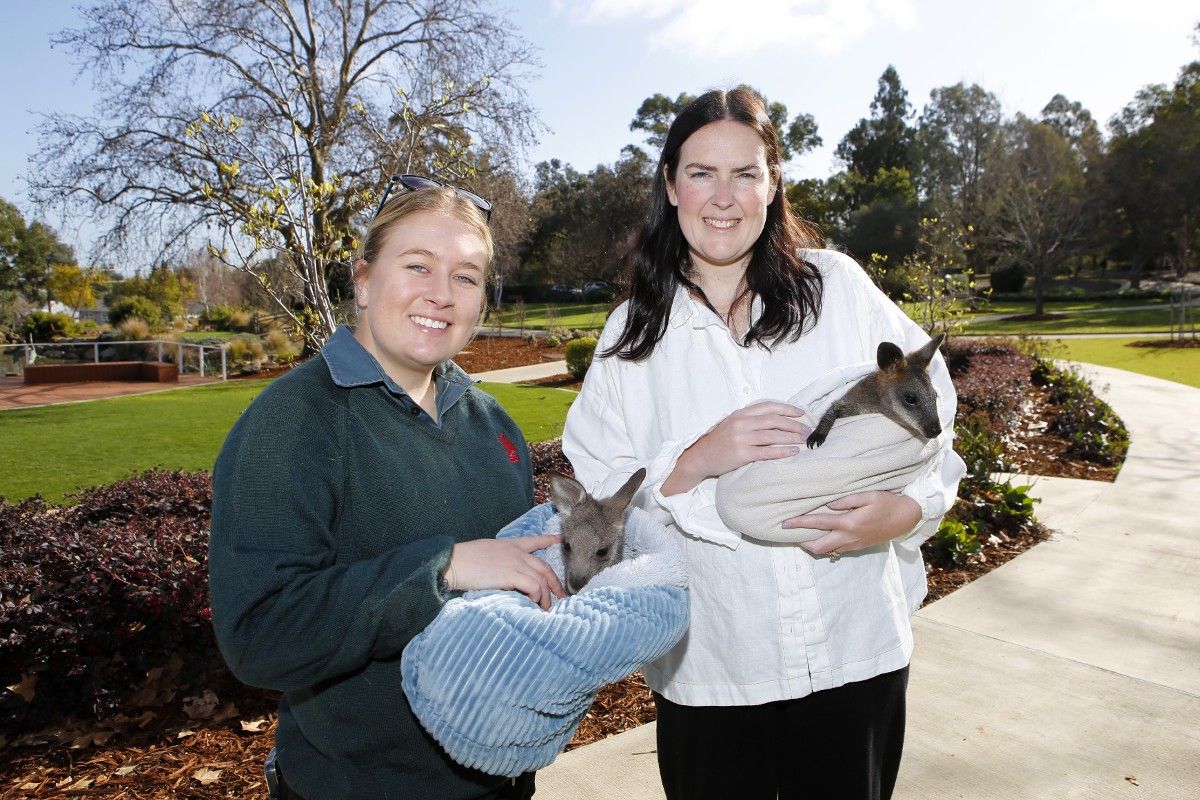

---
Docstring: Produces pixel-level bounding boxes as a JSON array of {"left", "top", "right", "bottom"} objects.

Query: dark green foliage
[
  {"left": 988, "top": 263, "right": 1028, "bottom": 294},
  {"left": 0, "top": 471, "right": 218, "bottom": 734},
  {"left": 1031, "top": 359, "right": 1130, "bottom": 465},
  {"left": 564, "top": 336, "right": 598, "bottom": 379},
  {"left": 107, "top": 295, "right": 164, "bottom": 329},
  {"left": 929, "top": 518, "right": 983, "bottom": 566},
  {"left": 19, "top": 310, "right": 78, "bottom": 341}
]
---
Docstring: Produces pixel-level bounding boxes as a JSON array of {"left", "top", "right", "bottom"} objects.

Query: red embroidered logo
[{"left": 498, "top": 433, "right": 520, "bottom": 463}]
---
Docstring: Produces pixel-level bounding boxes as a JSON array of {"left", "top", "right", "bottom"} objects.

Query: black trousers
[{"left": 654, "top": 666, "right": 909, "bottom": 800}]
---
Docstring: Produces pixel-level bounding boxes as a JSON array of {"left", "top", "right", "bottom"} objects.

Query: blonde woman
[{"left": 210, "top": 179, "right": 563, "bottom": 800}]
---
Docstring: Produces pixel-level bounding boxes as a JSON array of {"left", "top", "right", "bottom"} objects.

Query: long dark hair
[{"left": 604, "top": 86, "right": 824, "bottom": 361}]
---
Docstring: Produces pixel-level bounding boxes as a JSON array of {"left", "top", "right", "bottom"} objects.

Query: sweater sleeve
[{"left": 207, "top": 384, "right": 454, "bottom": 693}]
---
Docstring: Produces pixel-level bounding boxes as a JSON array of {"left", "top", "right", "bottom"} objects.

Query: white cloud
[{"left": 555, "top": 0, "right": 918, "bottom": 57}]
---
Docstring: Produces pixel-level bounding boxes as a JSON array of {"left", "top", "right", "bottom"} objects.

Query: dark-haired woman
[
  {"left": 209, "top": 184, "right": 563, "bottom": 800},
  {"left": 562, "top": 87, "right": 965, "bottom": 800}
]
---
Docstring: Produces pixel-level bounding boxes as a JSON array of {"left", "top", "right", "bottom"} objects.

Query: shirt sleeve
[
  {"left": 562, "top": 309, "right": 743, "bottom": 550},
  {"left": 207, "top": 388, "right": 455, "bottom": 693}
]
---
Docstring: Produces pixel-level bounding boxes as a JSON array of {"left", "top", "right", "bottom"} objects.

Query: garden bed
[{"left": 0, "top": 338, "right": 1129, "bottom": 797}]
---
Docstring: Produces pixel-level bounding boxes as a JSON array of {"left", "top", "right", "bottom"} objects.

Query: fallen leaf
[
  {"left": 193, "top": 767, "right": 222, "bottom": 785},
  {"left": 115, "top": 766, "right": 136, "bottom": 776},
  {"left": 241, "top": 718, "right": 268, "bottom": 733},
  {"left": 6, "top": 674, "right": 37, "bottom": 703},
  {"left": 71, "top": 730, "right": 114, "bottom": 749},
  {"left": 1125, "top": 775, "right": 1140, "bottom": 786},
  {"left": 177, "top": 729, "right": 197, "bottom": 738},
  {"left": 213, "top": 701, "right": 240, "bottom": 723},
  {"left": 183, "top": 689, "right": 220, "bottom": 720}
]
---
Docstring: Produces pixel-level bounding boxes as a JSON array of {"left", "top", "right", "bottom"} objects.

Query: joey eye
[
  {"left": 904, "top": 393, "right": 918, "bottom": 406},
  {"left": 596, "top": 547, "right": 609, "bottom": 558},
  {"left": 561, "top": 542, "right": 571, "bottom": 553}
]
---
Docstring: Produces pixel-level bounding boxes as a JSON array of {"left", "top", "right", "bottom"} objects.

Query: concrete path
[
  {"left": 471, "top": 360, "right": 568, "bottom": 383},
  {"left": 536, "top": 363, "right": 1200, "bottom": 799}
]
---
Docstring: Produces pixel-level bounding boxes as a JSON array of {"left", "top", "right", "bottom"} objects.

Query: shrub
[
  {"left": 19, "top": 310, "right": 78, "bottom": 341},
  {"left": 117, "top": 317, "right": 152, "bottom": 342},
  {"left": 953, "top": 411, "right": 1010, "bottom": 494},
  {"left": 564, "top": 336, "right": 598, "bottom": 379},
  {"left": 226, "top": 333, "right": 265, "bottom": 366},
  {"left": 107, "top": 295, "right": 163, "bottom": 329},
  {"left": 929, "top": 518, "right": 983, "bottom": 566},
  {"left": 988, "top": 263, "right": 1028, "bottom": 294},
  {"left": 263, "top": 330, "right": 299, "bottom": 362},
  {"left": 0, "top": 471, "right": 219, "bottom": 734},
  {"left": 1031, "top": 359, "right": 1130, "bottom": 465},
  {"left": 198, "top": 304, "right": 236, "bottom": 330},
  {"left": 229, "top": 309, "right": 256, "bottom": 332}
]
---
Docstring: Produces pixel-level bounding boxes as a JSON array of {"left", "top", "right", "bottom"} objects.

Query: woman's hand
[
  {"left": 784, "top": 491, "right": 921, "bottom": 558},
  {"left": 445, "top": 535, "right": 566, "bottom": 610},
  {"left": 662, "top": 401, "right": 810, "bottom": 495}
]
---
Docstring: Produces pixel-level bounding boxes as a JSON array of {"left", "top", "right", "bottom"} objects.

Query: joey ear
[
  {"left": 909, "top": 333, "right": 946, "bottom": 370},
  {"left": 603, "top": 468, "right": 646, "bottom": 521},
  {"left": 548, "top": 472, "right": 587, "bottom": 513},
  {"left": 877, "top": 341, "right": 905, "bottom": 372}
]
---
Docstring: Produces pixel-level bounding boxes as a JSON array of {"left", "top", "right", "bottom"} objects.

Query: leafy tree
[
  {"left": 990, "top": 117, "right": 1086, "bottom": 314},
  {"left": 31, "top": 0, "right": 539, "bottom": 351},
  {"left": 830, "top": 66, "right": 922, "bottom": 271},
  {"left": 15, "top": 221, "right": 76, "bottom": 310},
  {"left": 1103, "top": 46, "right": 1200, "bottom": 282},
  {"left": 836, "top": 66, "right": 917, "bottom": 183},
  {"left": 837, "top": 167, "right": 923, "bottom": 283},
  {"left": 0, "top": 197, "right": 24, "bottom": 292},
  {"left": 628, "top": 87, "right": 821, "bottom": 162},
  {"left": 48, "top": 264, "right": 100, "bottom": 314},
  {"left": 915, "top": 83, "right": 1004, "bottom": 271},
  {"left": 521, "top": 151, "right": 652, "bottom": 287},
  {"left": 107, "top": 264, "right": 194, "bottom": 322}
]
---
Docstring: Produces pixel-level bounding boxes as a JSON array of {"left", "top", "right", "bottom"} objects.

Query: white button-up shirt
[{"left": 562, "top": 249, "right": 966, "bottom": 706}]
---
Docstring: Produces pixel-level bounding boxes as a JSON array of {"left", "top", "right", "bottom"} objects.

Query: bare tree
[
  {"left": 991, "top": 117, "right": 1086, "bottom": 315},
  {"left": 30, "top": 0, "right": 539, "bottom": 350}
]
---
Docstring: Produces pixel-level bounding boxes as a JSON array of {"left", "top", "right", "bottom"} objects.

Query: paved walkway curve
[{"left": 536, "top": 363, "right": 1200, "bottom": 799}]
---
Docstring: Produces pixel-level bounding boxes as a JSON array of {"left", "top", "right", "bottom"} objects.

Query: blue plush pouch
[{"left": 400, "top": 503, "right": 689, "bottom": 777}]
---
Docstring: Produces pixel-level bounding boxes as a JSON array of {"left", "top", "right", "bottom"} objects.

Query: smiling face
[
  {"left": 666, "top": 119, "right": 777, "bottom": 277},
  {"left": 352, "top": 210, "right": 487, "bottom": 388}
]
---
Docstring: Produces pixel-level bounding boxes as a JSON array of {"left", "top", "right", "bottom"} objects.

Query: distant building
[{"left": 78, "top": 301, "right": 110, "bottom": 324}]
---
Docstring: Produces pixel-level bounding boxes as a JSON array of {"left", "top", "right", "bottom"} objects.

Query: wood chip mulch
[{"left": 0, "top": 335, "right": 1118, "bottom": 798}]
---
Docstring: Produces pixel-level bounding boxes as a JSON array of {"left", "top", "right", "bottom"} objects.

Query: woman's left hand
[{"left": 783, "top": 491, "right": 921, "bottom": 557}]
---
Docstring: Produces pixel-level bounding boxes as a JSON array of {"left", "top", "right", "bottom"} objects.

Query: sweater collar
[{"left": 321, "top": 325, "right": 472, "bottom": 417}]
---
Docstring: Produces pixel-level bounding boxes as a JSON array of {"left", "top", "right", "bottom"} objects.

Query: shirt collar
[
  {"left": 321, "top": 325, "right": 473, "bottom": 418},
  {"left": 669, "top": 284, "right": 766, "bottom": 332}
]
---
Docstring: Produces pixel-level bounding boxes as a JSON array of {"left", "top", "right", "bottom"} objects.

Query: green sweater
[{"left": 209, "top": 328, "right": 534, "bottom": 799}]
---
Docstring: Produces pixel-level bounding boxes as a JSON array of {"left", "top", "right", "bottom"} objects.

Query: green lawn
[
  {"left": 485, "top": 302, "right": 610, "bottom": 330},
  {"left": 971, "top": 297, "right": 1170, "bottom": 315},
  {"left": 0, "top": 379, "right": 575, "bottom": 503},
  {"left": 1039, "top": 337, "right": 1200, "bottom": 389},
  {"left": 963, "top": 306, "right": 1180, "bottom": 334},
  {"left": 177, "top": 330, "right": 239, "bottom": 342}
]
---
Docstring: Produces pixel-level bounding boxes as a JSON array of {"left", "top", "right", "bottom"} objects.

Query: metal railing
[{"left": 0, "top": 340, "right": 228, "bottom": 380}]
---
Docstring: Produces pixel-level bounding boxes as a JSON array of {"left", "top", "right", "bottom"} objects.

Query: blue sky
[{"left": 1, "top": 0, "right": 1196, "bottom": 262}]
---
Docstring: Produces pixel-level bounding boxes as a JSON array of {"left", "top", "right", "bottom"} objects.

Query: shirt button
[{"left": 410, "top": 407, "right": 420, "bottom": 416}]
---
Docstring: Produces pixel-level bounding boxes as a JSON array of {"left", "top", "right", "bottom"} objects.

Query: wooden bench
[{"left": 23, "top": 361, "right": 179, "bottom": 385}]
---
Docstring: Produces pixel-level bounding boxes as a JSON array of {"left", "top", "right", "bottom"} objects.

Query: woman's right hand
[
  {"left": 661, "top": 401, "right": 811, "bottom": 496},
  {"left": 445, "top": 535, "right": 566, "bottom": 610}
]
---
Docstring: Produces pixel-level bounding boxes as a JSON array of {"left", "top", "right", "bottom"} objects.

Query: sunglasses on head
[{"left": 373, "top": 174, "right": 493, "bottom": 222}]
